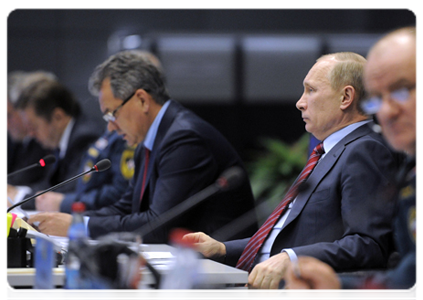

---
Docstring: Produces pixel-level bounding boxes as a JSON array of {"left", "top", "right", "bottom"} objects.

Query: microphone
[
  {"left": 136, "top": 166, "right": 245, "bottom": 238},
  {"left": 212, "top": 179, "right": 313, "bottom": 241},
  {"left": 7, "top": 159, "right": 112, "bottom": 213},
  {"left": 7, "top": 154, "right": 57, "bottom": 179}
]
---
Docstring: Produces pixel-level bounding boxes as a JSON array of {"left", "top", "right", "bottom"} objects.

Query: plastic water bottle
[
  {"left": 160, "top": 229, "right": 202, "bottom": 289},
  {"left": 65, "top": 202, "right": 87, "bottom": 289}
]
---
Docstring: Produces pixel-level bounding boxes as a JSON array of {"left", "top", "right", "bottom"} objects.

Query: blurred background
[{"left": 7, "top": 9, "right": 416, "bottom": 212}]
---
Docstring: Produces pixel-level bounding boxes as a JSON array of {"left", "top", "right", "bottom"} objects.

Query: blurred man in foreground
[{"left": 285, "top": 27, "right": 416, "bottom": 290}]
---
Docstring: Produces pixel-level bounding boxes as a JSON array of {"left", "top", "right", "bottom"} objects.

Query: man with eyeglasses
[
  {"left": 28, "top": 50, "right": 258, "bottom": 243},
  {"left": 284, "top": 27, "right": 416, "bottom": 290}
]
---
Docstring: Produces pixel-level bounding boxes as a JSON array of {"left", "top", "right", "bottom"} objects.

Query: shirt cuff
[
  {"left": 282, "top": 248, "right": 298, "bottom": 262},
  {"left": 12, "top": 186, "right": 33, "bottom": 205}
]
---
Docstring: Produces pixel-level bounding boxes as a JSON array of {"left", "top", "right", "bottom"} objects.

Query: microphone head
[
  {"left": 216, "top": 166, "right": 245, "bottom": 191},
  {"left": 39, "top": 154, "right": 56, "bottom": 167},
  {"left": 92, "top": 159, "right": 112, "bottom": 172}
]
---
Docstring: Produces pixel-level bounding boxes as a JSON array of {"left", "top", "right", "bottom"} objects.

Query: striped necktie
[{"left": 236, "top": 142, "right": 325, "bottom": 272}]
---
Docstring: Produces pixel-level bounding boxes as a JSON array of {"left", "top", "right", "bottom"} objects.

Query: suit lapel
[
  {"left": 137, "top": 100, "right": 180, "bottom": 208},
  {"left": 282, "top": 122, "right": 374, "bottom": 229}
]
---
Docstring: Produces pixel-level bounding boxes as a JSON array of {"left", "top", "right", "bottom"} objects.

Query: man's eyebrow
[{"left": 388, "top": 78, "right": 414, "bottom": 90}]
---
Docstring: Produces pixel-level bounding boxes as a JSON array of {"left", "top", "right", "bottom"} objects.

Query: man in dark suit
[
  {"left": 183, "top": 52, "right": 400, "bottom": 288},
  {"left": 28, "top": 50, "right": 257, "bottom": 243},
  {"left": 34, "top": 129, "right": 136, "bottom": 213},
  {"left": 9, "top": 78, "right": 102, "bottom": 209},
  {"left": 284, "top": 27, "right": 416, "bottom": 290},
  {"left": 7, "top": 71, "right": 54, "bottom": 188}
]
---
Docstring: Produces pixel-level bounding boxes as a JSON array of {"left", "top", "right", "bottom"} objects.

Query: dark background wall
[{"left": 7, "top": 9, "right": 416, "bottom": 162}]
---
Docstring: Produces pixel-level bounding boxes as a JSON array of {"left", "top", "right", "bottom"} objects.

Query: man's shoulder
[{"left": 71, "top": 115, "right": 103, "bottom": 141}]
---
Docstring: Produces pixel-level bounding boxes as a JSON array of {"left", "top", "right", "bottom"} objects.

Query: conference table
[{"left": 7, "top": 243, "right": 248, "bottom": 289}]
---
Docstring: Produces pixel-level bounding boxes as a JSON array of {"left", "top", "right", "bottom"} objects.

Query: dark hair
[
  {"left": 88, "top": 50, "right": 169, "bottom": 105},
  {"left": 17, "top": 79, "right": 81, "bottom": 121}
]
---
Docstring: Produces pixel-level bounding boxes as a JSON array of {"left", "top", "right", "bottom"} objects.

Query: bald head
[{"left": 364, "top": 27, "right": 416, "bottom": 155}]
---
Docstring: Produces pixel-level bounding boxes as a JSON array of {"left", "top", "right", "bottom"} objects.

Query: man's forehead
[
  {"left": 365, "top": 47, "right": 415, "bottom": 91},
  {"left": 304, "top": 60, "right": 332, "bottom": 85}
]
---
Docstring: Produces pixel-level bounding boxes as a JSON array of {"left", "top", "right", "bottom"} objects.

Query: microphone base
[{"left": 7, "top": 237, "right": 34, "bottom": 268}]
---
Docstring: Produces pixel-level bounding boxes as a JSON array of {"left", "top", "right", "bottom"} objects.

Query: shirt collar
[
  {"left": 143, "top": 100, "right": 171, "bottom": 151},
  {"left": 58, "top": 118, "right": 75, "bottom": 159},
  {"left": 323, "top": 120, "right": 371, "bottom": 155}
]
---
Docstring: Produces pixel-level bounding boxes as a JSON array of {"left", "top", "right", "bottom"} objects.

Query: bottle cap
[{"left": 71, "top": 202, "right": 86, "bottom": 213}]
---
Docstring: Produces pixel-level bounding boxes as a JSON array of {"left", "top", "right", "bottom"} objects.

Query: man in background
[
  {"left": 9, "top": 77, "right": 103, "bottom": 209},
  {"left": 7, "top": 71, "right": 54, "bottom": 188}
]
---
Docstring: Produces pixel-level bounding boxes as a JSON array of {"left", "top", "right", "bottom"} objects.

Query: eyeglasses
[
  {"left": 102, "top": 91, "right": 136, "bottom": 122},
  {"left": 361, "top": 85, "right": 415, "bottom": 115}
]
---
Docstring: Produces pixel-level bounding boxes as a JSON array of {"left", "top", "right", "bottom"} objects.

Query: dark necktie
[
  {"left": 236, "top": 142, "right": 325, "bottom": 272},
  {"left": 140, "top": 147, "right": 150, "bottom": 202}
]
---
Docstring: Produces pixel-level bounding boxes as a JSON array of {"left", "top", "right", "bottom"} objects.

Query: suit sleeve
[
  {"left": 292, "top": 138, "right": 397, "bottom": 271},
  {"left": 60, "top": 143, "right": 134, "bottom": 213},
  {"left": 223, "top": 238, "right": 250, "bottom": 267},
  {"left": 87, "top": 130, "right": 219, "bottom": 241}
]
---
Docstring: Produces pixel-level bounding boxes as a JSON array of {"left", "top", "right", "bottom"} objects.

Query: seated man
[
  {"left": 31, "top": 52, "right": 161, "bottom": 213},
  {"left": 284, "top": 27, "right": 416, "bottom": 290},
  {"left": 183, "top": 52, "right": 402, "bottom": 289},
  {"left": 34, "top": 129, "right": 136, "bottom": 213},
  {"left": 7, "top": 71, "right": 55, "bottom": 188},
  {"left": 9, "top": 76, "right": 103, "bottom": 209},
  {"left": 28, "top": 50, "right": 258, "bottom": 243}
]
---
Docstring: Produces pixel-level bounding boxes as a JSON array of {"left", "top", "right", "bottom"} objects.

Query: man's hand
[
  {"left": 35, "top": 191, "right": 65, "bottom": 212},
  {"left": 284, "top": 256, "right": 341, "bottom": 289},
  {"left": 28, "top": 212, "right": 73, "bottom": 237},
  {"left": 182, "top": 232, "right": 226, "bottom": 259},
  {"left": 248, "top": 252, "right": 290, "bottom": 289}
]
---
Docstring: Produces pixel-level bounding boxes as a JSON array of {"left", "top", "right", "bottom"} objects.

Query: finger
[
  {"left": 182, "top": 233, "right": 199, "bottom": 243},
  {"left": 267, "top": 278, "right": 285, "bottom": 297},
  {"left": 248, "top": 268, "right": 262, "bottom": 289},
  {"left": 36, "top": 219, "right": 49, "bottom": 233},
  {"left": 27, "top": 213, "right": 47, "bottom": 224},
  {"left": 259, "top": 274, "right": 279, "bottom": 297}
]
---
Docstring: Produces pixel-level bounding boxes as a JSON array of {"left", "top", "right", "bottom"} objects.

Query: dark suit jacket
[
  {"left": 59, "top": 130, "right": 135, "bottom": 213},
  {"left": 21, "top": 115, "right": 102, "bottom": 210},
  {"left": 225, "top": 123, "right": 400, "bottom": 272},
  {"left": 87, "top": 100, "right": 258, "bottom": 243},
  {"left": 341, "top": 157, "right": 415, "bottom": 289},
  {"left": 7, "top": 134, "right": 52, "bottom": 186}
]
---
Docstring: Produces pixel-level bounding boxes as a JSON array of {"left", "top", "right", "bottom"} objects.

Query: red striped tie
[
  {"left": 236, "top": 142, "right": 325, "bottom": 272},
  {"left": 140, "top": 147, "right": 150, "bottom": 202}
]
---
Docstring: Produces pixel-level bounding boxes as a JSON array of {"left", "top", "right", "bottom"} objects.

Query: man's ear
[
  {"left": 51, "top": 107, "right": 67, "bottom": 123},
  {"left": 135, "top": 89, "right": 151, "bottom": 113},
  {"left": 340, "top": 85, "right": 356, "bottom": 110}
]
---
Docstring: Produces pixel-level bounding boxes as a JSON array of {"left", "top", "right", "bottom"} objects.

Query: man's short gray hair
[{"left": 88, "top": 50, "right": 169, "bottom": 105}]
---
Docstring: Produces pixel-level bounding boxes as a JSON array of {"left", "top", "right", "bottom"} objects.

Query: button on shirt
[{"left": 257, "top": 120, "right": 371, "bottom": 264}]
